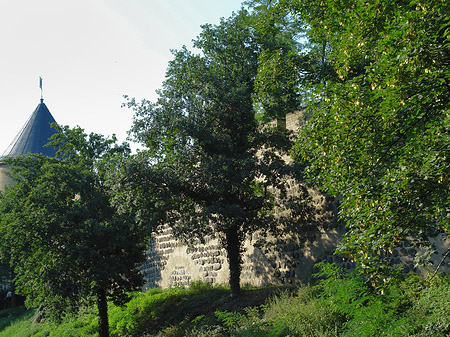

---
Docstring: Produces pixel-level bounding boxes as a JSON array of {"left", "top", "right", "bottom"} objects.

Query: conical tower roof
[{"left": 2, "top": 99, "right": 58, "bottom": 158}]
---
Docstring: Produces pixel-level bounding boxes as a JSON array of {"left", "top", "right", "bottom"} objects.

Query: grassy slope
[
  {"left": 0, "top": 282, "right": 287, "bottom": 337},
  {"left": 0, "top": 272, "right": 449, "bottom": 337}
]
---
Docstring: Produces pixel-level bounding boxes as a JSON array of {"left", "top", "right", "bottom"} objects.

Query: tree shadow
[{"left": 245, "top": 181, "right": 347, "bottom": 285}]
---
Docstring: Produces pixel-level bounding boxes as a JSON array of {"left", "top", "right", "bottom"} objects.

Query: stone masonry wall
[{"left": 141, "top": 111, "right": 348, "bottom": 289}]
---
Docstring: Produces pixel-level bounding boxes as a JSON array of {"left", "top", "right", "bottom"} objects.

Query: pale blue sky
[{"left": 0, "top": 0, "right": 245, "bottom": 153}]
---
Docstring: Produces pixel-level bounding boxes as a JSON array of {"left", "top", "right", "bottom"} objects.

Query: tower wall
[{"left": 0, "top": 162, "right": 12, "bottom": 193}]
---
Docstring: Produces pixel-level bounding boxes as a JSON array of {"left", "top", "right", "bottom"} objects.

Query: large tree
[
  {"left": 0, "top": 126, "right": 149, "bottom": 337},
  {"left": 126, "top": 9, "right": 299, "bottom": 297},
  {"left": 248, "top": 0, "right": 329, "bottom": 122},
  {"left": 291, "top": 0, "right": 450, "bottom": 284}
]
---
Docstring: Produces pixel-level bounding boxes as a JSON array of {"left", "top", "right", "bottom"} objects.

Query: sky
[{"left": 0, "top": 0, "right": 245, "bottom": 154}]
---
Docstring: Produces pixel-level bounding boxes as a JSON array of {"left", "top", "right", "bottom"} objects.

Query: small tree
[{"left": 0, "top": 126, "right": 149, "bottom": 337}]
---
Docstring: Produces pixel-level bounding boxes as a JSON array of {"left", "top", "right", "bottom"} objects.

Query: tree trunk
[
  {"left": 225, "top": 225, "right": 241, "bottom": 297},
  {"left": 97, "top": 287, "right": 110, "bottom": 337}
]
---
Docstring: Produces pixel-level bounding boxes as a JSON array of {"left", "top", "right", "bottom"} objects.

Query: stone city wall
[
  {"left": 141, "top": 202, "right": 345, "bottom": 291},
  {"left": 141, "top": 111, "right": 348, "bottom": 289}
]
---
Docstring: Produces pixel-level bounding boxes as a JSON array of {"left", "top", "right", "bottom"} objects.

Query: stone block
[{"left": 408, "top": 248, "right": 417, "bottom": 256}]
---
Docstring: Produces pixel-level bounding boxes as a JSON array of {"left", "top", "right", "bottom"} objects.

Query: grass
[
  {"left": 0, "top": 268, "right": 449, "bottom": 337},
  {"left": 0, "top": 281, "right": 286, "bottom": 337}
]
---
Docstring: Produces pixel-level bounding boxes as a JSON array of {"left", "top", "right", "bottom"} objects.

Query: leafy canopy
[{"left": 291, "top": 0, "right": 450, "bottom": 283}]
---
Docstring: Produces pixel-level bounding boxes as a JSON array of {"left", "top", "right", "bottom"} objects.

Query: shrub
[
  {"left": 314, "top": 262, "right": 418, "bottom": 337},
  {"left": 409, "top": 275, "right": 450, "bottom": 336},
  {"left": 225, "top": 285, "right": 342, "bottom": 337},
  {"left": 263, "top": 287, "right": 342, "bottom": 337}
]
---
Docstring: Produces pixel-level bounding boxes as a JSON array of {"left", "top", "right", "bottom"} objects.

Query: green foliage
[
  {"left": 410, "top": 276, "right": 450, "bottom": 336},
  {"left": 215, "top": 310, "right": 247, "bottom": 330},
  {"left": 261, "top": 287, "right": 342, "bottom": 337},
  {"left": 313, "top": 263, "right": 429, "bottom": 337},
  {"left": 0, "top": 126, "right": 150, "bottom": 337},
  {"left": 0, "top": 306, "right": 99, "bottom": 337},
  {"left": 0, "top": 307, "right": 33, "bottom": 333},
  {"left": 248, "top": 0, "right": 307, "bottom": 121},
  {"left": 108, "top": 281, "right": 268, "bottom": 337},
  {"left": 188, "top": 280, "right": 213, "bottom": 292},
  {"left": 289, "top": 0, "right": 450, "bottom": 282},
  {"left": 314, "top": 262, "right": 371, "bottom": 315},
  {"left": 109, "top": 288, "right": 186, "bottom": 337},
  {"left": 248, "top": 0, "right": 333, "bottom": 123}
]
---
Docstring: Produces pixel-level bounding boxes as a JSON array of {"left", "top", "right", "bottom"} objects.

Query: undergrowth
[{"left": 1, "top": 265, "right": 450, "bottom": 336}]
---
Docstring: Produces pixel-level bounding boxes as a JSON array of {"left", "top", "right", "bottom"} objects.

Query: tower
[{"left": 0, "top": 98, "right": 58, "bottom": 191}]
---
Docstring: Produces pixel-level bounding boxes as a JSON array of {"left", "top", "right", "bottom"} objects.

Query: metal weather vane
[{"left": 39, "top": 76, "right": 43, "bottom": 101}]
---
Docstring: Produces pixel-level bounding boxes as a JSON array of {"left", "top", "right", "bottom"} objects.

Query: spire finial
[{"left": 39, "top": 76, "right": 43, "bottom": 101}]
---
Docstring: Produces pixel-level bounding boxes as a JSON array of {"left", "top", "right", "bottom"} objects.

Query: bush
[
  {"left": 313, "top": 262, "right": 418, "bottom": 337},
  {"left": 262, "top": 287, "right": 342, "bottom": 337},
  {"left": 220, "top": 285, "right": 342, "bottom": 337},
  {"left": 409, "top": 275, "right": 450, "bottom": 336}
]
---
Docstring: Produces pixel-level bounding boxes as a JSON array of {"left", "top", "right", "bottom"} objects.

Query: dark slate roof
[{"left": 2, "top": 99, "right": 58, "bottom": 158}]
